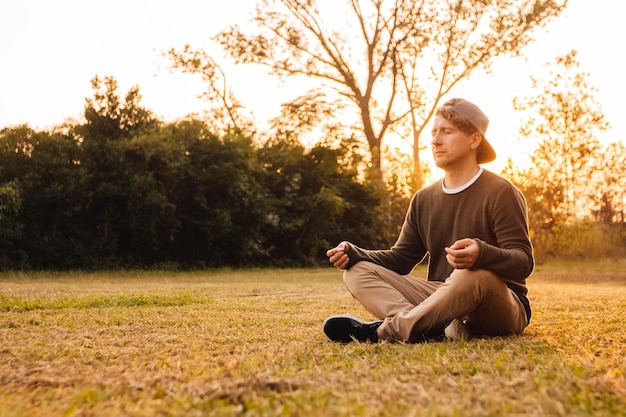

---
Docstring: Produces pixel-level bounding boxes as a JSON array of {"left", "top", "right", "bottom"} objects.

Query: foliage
[
  {"left": 79, "top": 75, "right": 159, "bottom": 141},
  {"left": 506, "top": 50, "right": 625, "bottom": 261},
  {"left": 1, "top": 264, "right": 624, "bottom": 416},
  {"left": 257, "top": 137, "right": 389, "bottom": 265},
  {"left": 0, "top": 77, "right": 390, "bottom": 270},
  {"left": 513, "top": 50, "right": 610, "bottom": 224},
  {"left": 530, "top": 223, "right": 626, "bottom": 262},
  {"left": 0, "top": 180, "right": 24, "bottom": 268},
  {"left": 589, "top": 141, "right": 626, "bottom": 224},
  {"left": 2, "top": 51, "right": 624, "bottom": 269},
  {"left": 18, "top": 131, "right": 87, "bottom": 268}
]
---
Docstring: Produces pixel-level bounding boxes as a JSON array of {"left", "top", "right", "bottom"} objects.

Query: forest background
[{"left": 1, "top": 0, "right": 625, "bottom": 270}]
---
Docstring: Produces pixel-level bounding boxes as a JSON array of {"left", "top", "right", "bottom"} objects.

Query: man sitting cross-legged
[{"left": 324, "top": 98, "right": 533, "bottom": 343}]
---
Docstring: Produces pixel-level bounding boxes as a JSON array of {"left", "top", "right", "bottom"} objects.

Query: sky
[{"left": 1, "top": 0, "right": 624, "bottom": 172}]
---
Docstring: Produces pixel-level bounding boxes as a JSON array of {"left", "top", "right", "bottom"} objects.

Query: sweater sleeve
[
  {"left": 472, "top": 185, "right": 534, "bottom": 285},
  {"left": 344, "top": 194, "right": 428, "bottom": 275}
]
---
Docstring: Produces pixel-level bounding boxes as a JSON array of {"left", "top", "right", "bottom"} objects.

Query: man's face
[{"left": 431, "top": 116, "right": 478, "bottom": 169}]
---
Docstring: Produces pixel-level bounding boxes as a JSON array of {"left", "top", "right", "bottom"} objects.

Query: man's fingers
[
  {"left": 328, "top": 251, "right": 347, "bottom": 267},
  {"left": 328, "top": 251, "right": 342, "bottom": 262},
  {"left": 327, "top": 242, "right": 349, "bottom": 269},
  {"left": 446, "top": 253, "right": 470, "bottom": 269}
]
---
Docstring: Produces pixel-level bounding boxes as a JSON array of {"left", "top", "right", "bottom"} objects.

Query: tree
[
  {"left": 18, "top": 132, "right": 88, "bottom": 268},
  {"left": 0, "top": 180, "right": 24, "bottom": 268},
  {"left": 122, "top": 133, "right": 180, "bottom": 265},
  {"left": 208, "top": 0, "right": 567, "bottom": 191},
  {"left": 0, "top": 125, "right": 35, "bottom": 180},
  {"left": 513, "top": 50, "right": 609, "bottom": 224},
  {"left": 166, "top": 45, "right": 256, "bottom": 136},
  {"left": 78, "top": 75, "right": 159, "bottom": 141},
  {"left": 0, "top": 126, "right": 39, "bottom": 268},
  {"left": 122, "top": 119, "right": 269, "bottom": 267},
  {"left": 590, "top": 141, "right": 626, "bottom": 224},
  {"left": 74, "top": 76, "right": 160, "bottom": 263},
  {"left": 257, "top": 136, "right": 386, "bottom": 265}
]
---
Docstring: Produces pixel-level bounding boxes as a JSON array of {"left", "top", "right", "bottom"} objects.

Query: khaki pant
[{"left": 343, "top": 261, "right": 528, "bottom": 342}]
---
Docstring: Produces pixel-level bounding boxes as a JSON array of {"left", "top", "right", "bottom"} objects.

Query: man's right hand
[{"left": 327, "top": 241, "right": 350, "bottom": 269}]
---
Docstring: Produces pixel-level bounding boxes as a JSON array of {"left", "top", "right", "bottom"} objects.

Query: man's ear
[{"left": 470, "top": 132, "right": 482, "bottom": 151}]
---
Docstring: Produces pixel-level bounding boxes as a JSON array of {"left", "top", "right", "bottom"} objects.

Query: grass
[{"left": 0, "top": 261, "right": 625, "bottom": 416}]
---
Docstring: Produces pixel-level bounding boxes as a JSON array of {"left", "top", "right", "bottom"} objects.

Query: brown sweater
[{"left": 346, "top": 170, "right": 534, "bottom": 319}]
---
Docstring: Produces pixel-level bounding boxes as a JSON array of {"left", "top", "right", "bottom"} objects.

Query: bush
[{"left": 533, "top": 222, "right": 626, "bottom": 262}]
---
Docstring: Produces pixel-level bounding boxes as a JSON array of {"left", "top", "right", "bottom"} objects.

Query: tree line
[
  {"left": 1, "top": 66, "right": 624, "bottom": 270},
  {"left": 0, "top": 77, "right": 399, "bottom": 270},
  {"left": 3, "top": 0, "right": 626, "bottom": 269}
]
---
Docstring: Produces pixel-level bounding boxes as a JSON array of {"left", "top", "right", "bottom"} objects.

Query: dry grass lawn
[{"left": 1, "top": 260, "right": 625, "bottom": 416}]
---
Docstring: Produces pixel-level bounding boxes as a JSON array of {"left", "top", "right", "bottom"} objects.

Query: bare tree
[
  {"left": 166, "top": 45, "right": 255, "bottom": 136},
  {"left": 210, "top": 0, "right": 567, "bottom": 190}
]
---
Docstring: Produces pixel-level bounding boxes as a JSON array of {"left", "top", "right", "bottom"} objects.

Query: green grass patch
[
  {"left": 0, "top": 293, "right": 213, "bottom": 311},
  {"left": 0, "top": 263, "right": 624, "bottom": 416}
]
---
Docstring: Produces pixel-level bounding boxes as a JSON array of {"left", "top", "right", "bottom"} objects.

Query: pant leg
[
  {"left": 345, "top": 262, "right": 528, "bottom": 342},
  {"left": 342, "top": 261, "right": 441, "bottom": 320},
  {"left": 462, "top": 270, "right": 529, "bottom": 337}
]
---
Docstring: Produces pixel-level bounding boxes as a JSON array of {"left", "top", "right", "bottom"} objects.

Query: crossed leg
[{"left": 343, "top": 261, "right": 528, "bottom": 342}]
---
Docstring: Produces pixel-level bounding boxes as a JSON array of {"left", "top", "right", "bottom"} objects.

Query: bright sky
[{"left": 1, "top": 0, "right": 624, "bottom": 173}]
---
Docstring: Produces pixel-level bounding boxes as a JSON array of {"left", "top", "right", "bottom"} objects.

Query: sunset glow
[{"left": 1, "top": 0, "right": 624, "bottom": 174}]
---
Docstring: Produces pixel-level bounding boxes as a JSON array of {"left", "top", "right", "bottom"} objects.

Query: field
[{"left": 1, "top": 261, "right": 625, "bottom": 416}]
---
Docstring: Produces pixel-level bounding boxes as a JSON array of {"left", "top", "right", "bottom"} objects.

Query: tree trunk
[{"left": 412, "top": 128, "right": 424, "bottom": 191}]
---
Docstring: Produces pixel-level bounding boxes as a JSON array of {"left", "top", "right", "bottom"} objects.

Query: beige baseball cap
[{"left": 441, "top": 98, "right": 496, "bottom": 164}]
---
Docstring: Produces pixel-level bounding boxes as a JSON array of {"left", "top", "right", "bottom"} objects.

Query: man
[{"left": 324, "top": 98, "right": 533, "bottom": 343}]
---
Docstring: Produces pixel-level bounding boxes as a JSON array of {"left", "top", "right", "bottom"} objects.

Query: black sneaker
[{"left": 323, "top": 315, "right": 382, "bottom": 343}]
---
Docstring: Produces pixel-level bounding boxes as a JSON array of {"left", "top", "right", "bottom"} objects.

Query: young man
[{"left": 324, "top": 98, "right": 533, "bottom": 343}]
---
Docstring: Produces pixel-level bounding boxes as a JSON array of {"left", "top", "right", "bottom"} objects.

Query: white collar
[{"left": 442, "top": 167, "right": 484, "bottom": 194}]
